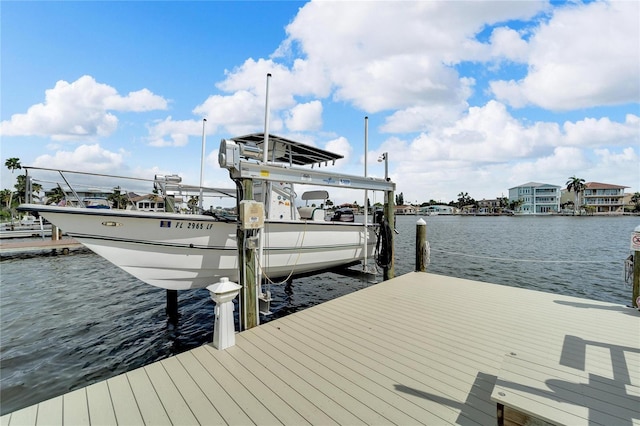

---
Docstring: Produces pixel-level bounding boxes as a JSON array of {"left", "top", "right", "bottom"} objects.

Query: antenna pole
[{"left": 199, "top": 118, "right": 207, "bottom": 211}]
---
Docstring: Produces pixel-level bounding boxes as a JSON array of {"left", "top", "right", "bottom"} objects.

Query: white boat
[{"left": 18, "top": 134, "right": 389, "bottom": 291}]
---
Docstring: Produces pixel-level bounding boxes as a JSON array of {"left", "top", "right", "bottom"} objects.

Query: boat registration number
[{"left": 174, "top": 222, "right": 214, "bottom": 230}]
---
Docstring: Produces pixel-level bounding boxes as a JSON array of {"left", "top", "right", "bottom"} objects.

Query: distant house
[
  {"left": 509, "top": 182, "right": 560, "bottom": 214},
  {"left": 477, "top": 199, "right": 500, "bottom": 215},
  {"left": 420, "top": 205, "right": 456, "bottom": 215},
  {"left": 129, "top": 194, "right": 165, "bottom": 212},
  {"left": 582, "top": 182, "right": 628, "bottom": 214},
  {"left": 395, "top": 205, "right": 416, "bottom": 215}
]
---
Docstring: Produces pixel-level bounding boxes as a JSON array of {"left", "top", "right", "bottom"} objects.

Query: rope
[
  {"left": 257, "top": 219, "right": 308, "bottom": 285},
  {"left": 430, "top": 248, "right": 618, "bottom": 264}
]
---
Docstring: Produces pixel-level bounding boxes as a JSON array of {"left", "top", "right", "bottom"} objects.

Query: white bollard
[{"left": 207, "top": 277, "right": 242, "bottom": 350}]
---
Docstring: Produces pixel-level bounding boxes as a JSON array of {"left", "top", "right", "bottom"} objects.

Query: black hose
[{"left": 375, "top": 219, "right": 393, "bottom": 268}]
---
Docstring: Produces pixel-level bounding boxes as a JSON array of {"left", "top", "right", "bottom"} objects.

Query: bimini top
[{"left": 230, "top": 133, "right": 343, "bottom": 167}]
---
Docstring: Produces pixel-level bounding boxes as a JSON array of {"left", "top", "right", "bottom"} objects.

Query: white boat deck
[{"left": 2, "top": 272, "right": 639, "bottom": 425}]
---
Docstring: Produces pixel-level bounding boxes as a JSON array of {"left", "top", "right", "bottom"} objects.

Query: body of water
[{"left": 1, "top": 215, "right": 638, "bottom": 414}]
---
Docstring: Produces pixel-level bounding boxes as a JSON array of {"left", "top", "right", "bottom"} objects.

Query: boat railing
[{"left": 22, "top": 166, "right": 236, "bottom": 214}]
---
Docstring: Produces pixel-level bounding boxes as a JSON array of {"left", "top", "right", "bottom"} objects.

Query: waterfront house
[
  {"left": 582, "top": 182, "right": 628, "bottom": 214},
  {"left": 128, "top": 194, "right": 166, "bottom": 212},
  {"left": 395, "top": 205, "right": 417, "bottom": 215},
  {"left": 420, "top": 205, "right": 456, "bottom": 215},
  {"left": 508, "top": 182, "right": 560, "bottom": 214}
]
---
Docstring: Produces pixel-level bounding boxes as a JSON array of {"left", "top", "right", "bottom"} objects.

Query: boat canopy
[{"left": 230, "top": 133, "right": 343, "bottom": 167}]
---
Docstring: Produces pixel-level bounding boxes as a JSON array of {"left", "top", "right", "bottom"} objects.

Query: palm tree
[
  {"left": 631, "top": 192, "right": 640, "bottom": 213},
  {"left": 107, "top": 187, "right": 129, "bottom": 209},
  {"left": 5, "top": 157, "right": 21, "bottom": 173},
  {"left": 0, "top": 189, "right": 12, "bottom": 208},
  {"left": 4, "top": 157, "right": 22, "bottom": 209},
  {"left": 566, "top": 176, "right": 586, "bottom": 214},
  {"left": 46, "top": 186, "right": 67, "bottom": 205}
]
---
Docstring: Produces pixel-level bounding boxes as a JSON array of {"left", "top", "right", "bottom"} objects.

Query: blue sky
[{"left": 2, "top": 0, "right": 638, "bottom": 207}]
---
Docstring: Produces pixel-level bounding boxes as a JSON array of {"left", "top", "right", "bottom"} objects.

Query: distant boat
[
  {"left": 83, "top": 197, "right": 111, "bottom": 209},
  {"left": 19, "top": 133, "right": 385, "bottom": 290}
]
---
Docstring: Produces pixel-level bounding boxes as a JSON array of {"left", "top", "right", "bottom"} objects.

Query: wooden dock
[
  {"left": 0, "top": 238, "right": 84, "bottom": 258},
  {"left": 2, "top": 272, "right": 639, "bottom": 425}
]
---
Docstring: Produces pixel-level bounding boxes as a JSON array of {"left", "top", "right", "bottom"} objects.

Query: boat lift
[{"left": 219, "top": 134, "right": 396, "bottom": 330}]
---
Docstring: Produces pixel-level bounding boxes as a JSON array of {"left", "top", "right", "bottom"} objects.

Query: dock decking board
[{"left": 2, "top": 272, "right": 639, "bottom": 425}]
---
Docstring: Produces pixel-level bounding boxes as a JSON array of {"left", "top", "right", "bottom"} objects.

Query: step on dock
[{"left": 2, "top": 272, "right": 639, "bottom": 425}]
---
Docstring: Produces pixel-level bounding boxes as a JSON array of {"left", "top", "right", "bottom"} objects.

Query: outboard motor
[{"left": 331, "top": 208, "right": 355, "bottom": 222}]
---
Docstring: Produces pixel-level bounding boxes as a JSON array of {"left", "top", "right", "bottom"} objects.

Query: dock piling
[
  {"left": 632, "top": 225, "right": 640, "bottom": 308},
  {"left": 416, "top": 218, "right": 427, "bottom": 272},
  {"left": 166, "top": 290, "right": 179, "bottom": 324}
]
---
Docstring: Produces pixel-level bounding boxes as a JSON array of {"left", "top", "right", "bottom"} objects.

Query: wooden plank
[
  {"left": 144, "top": 361, "right": 199, "bottom": 425},
  {"left": 160, "top": 355, "right": 224, "bottom": 424},
  {"left": 85, "top": 381, "right": 116, "bottom": 425},
  {"left": 203, "top": 345, "right": 313, "bottom": 425},
  {"left": 189, "top": 346, "right": 281, "bottom": 425},
  {"left": 1, "top": 406, "right": 37, "bottom": 426},
  {"left": 62, "top": 388, "right": 89, "bottom": 425},
  {"left": 35, "top": 395, "right": 62, "bottom": 426},
  {"left": 126, "top": 366, "right": 170, "bottom": 425},
  {"left": 252, "top": 320, "right": 465, "bottom": 425},
  {"left": 106, "top": 373, "right": 144, "bottom": 425},
  {"left": 174, "top": 350, "right": 252, "bottom": 425},
  {"left": 280, "top": 305, "right": 492, "bottom": 424},
  {"left": 236, "top": 329, "right": 422, "bottom": 425},
  {"left": 242, "top": 326, "right": 454, "bottom": 425}
]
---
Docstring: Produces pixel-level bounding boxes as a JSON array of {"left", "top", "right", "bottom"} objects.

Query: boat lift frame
[{"left": 219, "top": 136, "right": 395, "bottom": 330}]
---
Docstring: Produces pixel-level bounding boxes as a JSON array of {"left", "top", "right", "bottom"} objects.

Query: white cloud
[
  {"left": 0, "top": 75, "right": 168, "bottom": 141},
  {"left": 563, "top": 115, "right": 640, "bottom": 147},
  {"left": 324, "top": 136, "right": 352, "bottom": 163},
  {"left": 281, "top": 1, "right": 546, "bottom": 115},
  {"left": 489, "top": 27, "right": 529, "bottom": 63},
  {"left": 147, "top": 116, "right": 201, "bottom": 147},
  {"left": 32, "top": 144, "right": 126, "bottom": 173},
  {"left": 285, "top": 101, "right": 323, "bottom": 132},
  {"left": 491, "top": 1, "right": 640, "bottom": 110}
]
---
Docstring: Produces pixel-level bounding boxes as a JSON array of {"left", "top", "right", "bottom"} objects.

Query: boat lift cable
[
  {"left": 256, "top": 220, "right": 308, "bottom": 286},
  {"left": 430, "top": 248, "right": 619, "bottom": 264}
]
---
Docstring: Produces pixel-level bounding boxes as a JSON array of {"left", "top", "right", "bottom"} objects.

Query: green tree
[
  {"left": 4, "top": 157, "right": 22, "bottom": 209},
  {"left": 5, "top": 157, "right": 21, "bottom": 173},
  {"left": 46, "top": 186, "right": 67, "bottom": 205},
  {"left": 107, "top": 187, "right": 128, "bottom": 209},
  {"left": 509, "top": 198, "right": 524, "bottom": 212},
  {"left": 0, "top": 189, "right": 12, "bottom": 208},
  {"left": 395, "top": 192, "right": 404, "bottom": 206},
  {"left": 457, "top": 192, "right": 471, "bottom": 209},
  {"left": 566, "top": 176, "right": 586, "bottom": 214},
  {"left": 631, "top": 192, "right": 640, "bottom": 212},
  {"left": 13, "top": 175, "right": 42, "bottom": 205}
]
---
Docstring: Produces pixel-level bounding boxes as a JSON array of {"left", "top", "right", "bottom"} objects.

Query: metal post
[{"left": 199, "top": 118, "right": 207, "bottom": 211}]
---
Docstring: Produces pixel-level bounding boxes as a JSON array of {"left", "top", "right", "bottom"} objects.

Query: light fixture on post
[{"left": 378, "top": 152, "right": 389, "bottom": 181}]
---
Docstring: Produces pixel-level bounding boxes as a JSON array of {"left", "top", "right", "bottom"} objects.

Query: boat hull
[{"left": 19, "top": 204, "right": 376, "bottom": 290}]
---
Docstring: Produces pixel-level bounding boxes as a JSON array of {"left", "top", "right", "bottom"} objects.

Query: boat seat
[{"left": 298, "top": 206, "right": 324, "bottom": 221}]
